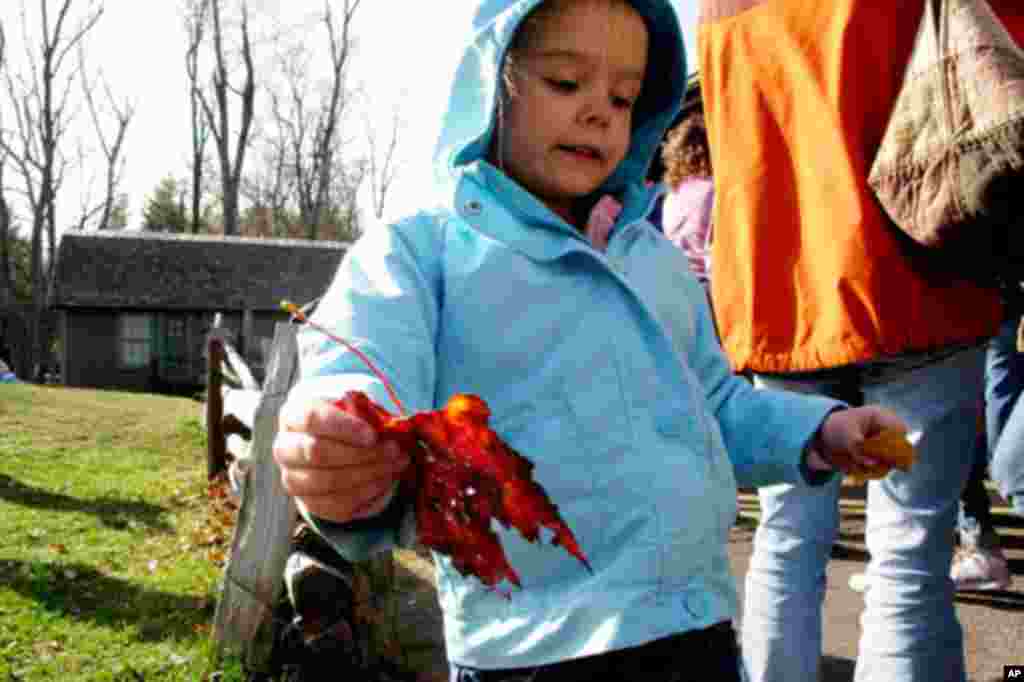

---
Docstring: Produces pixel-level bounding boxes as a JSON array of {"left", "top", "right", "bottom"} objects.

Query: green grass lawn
[{"left": 0, "top": 383, "right": 243, "bottom": 681}]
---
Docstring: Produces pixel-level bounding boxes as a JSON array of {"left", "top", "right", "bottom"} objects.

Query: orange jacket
[{"left": 698, "top": 0, "right": 1022, "bottom": 374}]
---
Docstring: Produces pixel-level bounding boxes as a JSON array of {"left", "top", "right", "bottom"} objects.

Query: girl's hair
[
  {"left": 660, "top": 108, "right": 712, "bottom": 189},
  {"left": 494, "top": 1, "right": 570, "bottom": 172},
  {"left": 503, "top": 1, "right": 560, "bottom": 86}
]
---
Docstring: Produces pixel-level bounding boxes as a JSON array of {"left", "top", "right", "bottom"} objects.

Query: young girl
[
  {"left": 272, "top": 1, "right": 903, "bottom": 679},
  {"left": 659, "top": 108, "right": 714, "bottom": 286}
]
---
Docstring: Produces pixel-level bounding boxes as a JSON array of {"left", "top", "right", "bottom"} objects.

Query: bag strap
[{"left": 934, "top": 0, "right": 963, "bottom": 221}]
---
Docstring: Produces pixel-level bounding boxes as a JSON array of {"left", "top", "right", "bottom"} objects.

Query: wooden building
[{"left": 48, "top": 231, "right": 348, "bottom": 393}]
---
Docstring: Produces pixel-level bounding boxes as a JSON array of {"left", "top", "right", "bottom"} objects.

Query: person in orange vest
[{"left": 698, "top": 1, "right": 1023, "bottom": 680}]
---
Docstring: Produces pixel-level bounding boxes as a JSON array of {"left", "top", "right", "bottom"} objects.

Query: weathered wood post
[
  {"left": 241, "top": 307, "right": 254, "bottom": 360},
  {"left": 206, "top": 336, "right": 227, "bottom": 481},
  {"left": 213, "top": 321, "right": 300, "bottom": 672}
]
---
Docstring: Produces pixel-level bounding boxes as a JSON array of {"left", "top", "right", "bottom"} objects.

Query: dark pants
[
  {"left": 450, "top": 621, "right": 741, "bottom": 682},
  {"left": 960, "top": 430, "right": 995, "bottom": 539}
]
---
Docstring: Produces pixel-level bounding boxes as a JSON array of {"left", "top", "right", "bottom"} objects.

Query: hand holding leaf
[
  {"left": 814, "top": 406, "right": 916, "bottom": 483},
  {"left": 281, "top": 301, "right": 591, "bottom": 591}
]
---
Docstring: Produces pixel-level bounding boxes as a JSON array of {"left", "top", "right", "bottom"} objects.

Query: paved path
[{"left": 729, "top": 482, "right": 1024, "bottom": 682}]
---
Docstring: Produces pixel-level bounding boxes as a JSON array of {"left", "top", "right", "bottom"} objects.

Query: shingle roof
[{"left": 49, "top": 231, "right": 349, "bottom": 311}]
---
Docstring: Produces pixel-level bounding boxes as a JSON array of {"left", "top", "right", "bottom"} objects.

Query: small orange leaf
[{"left": 849, "top": 428, "right": 916, "bottom": 484}]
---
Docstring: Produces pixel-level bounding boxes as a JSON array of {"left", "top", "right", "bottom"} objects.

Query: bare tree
[
  {"left": 325, "top": 153, "right": 364, "bottom": 241},
  {"left": 0, "top": 21, "right": 13, "bottom": 307},
  {"left": 240, "top": 116, "right": 290, "bottom": 237},
  {"left": 0, "top": 149, "right": 14, "bottom": 307},
  {"left": 265, "top": 0, "right": 361, "bottom": 240},
  {"left": 184, "top": 0, "right": 211, "bottom": 234},
  {"left": 69, "top": 136, "right": 101, "bottom": 231},
  {"left": 78, "top": 50, "right": 134, "bottom": 231},
  {"left": 364, "top": 100, "right": 403, "bottom": 221},
  {"left": 0, "top": 0, "right": 103, "bottom": 380},
  {"left": 194, "top": 0, "right": 255, "bottom": 237}
]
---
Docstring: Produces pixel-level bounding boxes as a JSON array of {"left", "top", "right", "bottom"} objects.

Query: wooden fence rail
[{"left": 205, "top": 337, "right": 227, "bottom": 481}]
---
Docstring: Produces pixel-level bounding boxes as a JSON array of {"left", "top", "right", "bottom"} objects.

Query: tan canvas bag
[{"left": 868, "top": 0, "right": 1024, "bottom": 279}]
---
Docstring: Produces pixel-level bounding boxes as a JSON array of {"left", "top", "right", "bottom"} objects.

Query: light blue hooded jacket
[{"left": 292, "top": 0, "right": 841, "bottom": 669}]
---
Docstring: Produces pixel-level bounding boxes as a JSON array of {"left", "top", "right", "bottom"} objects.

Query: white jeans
[{"left": 741, "top": 345, "right": 985, "bottom": 682}]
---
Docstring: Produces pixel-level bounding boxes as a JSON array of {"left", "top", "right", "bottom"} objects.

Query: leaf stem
[{"left": 281, "top": 300, "right": 407, "bottom": 416}]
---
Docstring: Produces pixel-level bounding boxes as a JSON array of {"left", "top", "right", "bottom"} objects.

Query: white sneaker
[
  {"left": 850, "top": 546, "right": 1012, "bottom": 595},
  {"left": 950, "top": 546, "right": 1012, "bottom": 592},
  {"left": 848, "top": 572, "right": 869, "bottom": 593}
]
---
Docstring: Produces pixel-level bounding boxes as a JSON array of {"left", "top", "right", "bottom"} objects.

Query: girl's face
[{"left": 492, "top": 0, "right": 649, "bottom": 225}]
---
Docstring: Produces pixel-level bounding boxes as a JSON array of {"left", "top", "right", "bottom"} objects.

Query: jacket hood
[{"left": 433, "top": 0, "right": 688, "bottom": 197}]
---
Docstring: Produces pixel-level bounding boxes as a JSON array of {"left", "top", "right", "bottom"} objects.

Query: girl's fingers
[
  {"left": 840, "top": 454, "right": 873, "bottom": 476},
  {"left": 280, "top": 453, "right": 408, "bottom": 497},
  {"left": 299, "top": 481, "right": 397, "bottom": 523},
  {"left": 278, "top": 398, "right": 377, "bottom": 447},
  {"left": 852, "top": 451, "right": 884, "bottom": 470},
  {"left": 350, "top": 485, "right": 399, "bottom": 520},
  {"left": 864, "top": 405, "right": 909, "bottom": 435},
  {"left": 274, "top": 431, "right": 405, "bottom": 470},
  {"left": 272, "top": 397, "right": 416, "bottom": 524}
]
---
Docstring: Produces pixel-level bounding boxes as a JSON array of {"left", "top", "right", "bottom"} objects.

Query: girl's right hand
[{"left": 273, "top": 396, "right": 411, "bottom": 523}]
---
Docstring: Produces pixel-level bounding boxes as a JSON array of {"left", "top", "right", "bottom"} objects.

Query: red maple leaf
[{"left": 283, "top": 301, "right": 591, "bottom": 591}]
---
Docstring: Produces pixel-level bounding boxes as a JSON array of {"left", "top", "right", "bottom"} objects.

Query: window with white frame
[
  {"left": 167, "top": 317, "right": 185, "bottom": 339},
  {"left": 120, "top": 314, "right": 153, "bottom": 369}
]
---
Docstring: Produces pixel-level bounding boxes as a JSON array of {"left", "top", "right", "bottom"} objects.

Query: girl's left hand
[{"left": 811, "top": 406, "right": 909, "bottom": 475}]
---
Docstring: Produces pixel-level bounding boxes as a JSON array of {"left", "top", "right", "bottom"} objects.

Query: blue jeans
[
  {"left": 958, "top": 316, "right": 1024, "bottom": 543},
  {"left": 742, "top": 345, "right": 984, "bottom": 682},
  {"left": 985, "top": 317, "right": 1024, "bottom": 516}
]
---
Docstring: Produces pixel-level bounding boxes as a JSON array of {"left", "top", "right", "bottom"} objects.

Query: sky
[{"left": 7, "top": 0, "right": 697, "bottom": 235}]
